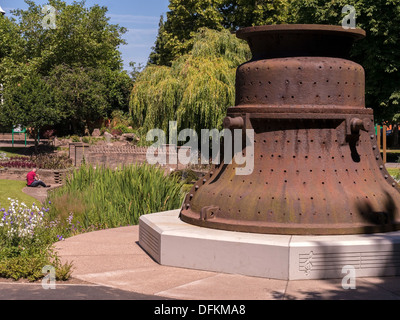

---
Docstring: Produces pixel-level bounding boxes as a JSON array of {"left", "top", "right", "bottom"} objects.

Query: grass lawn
[
  {"left": 388, "top": 168, "right": 400, "bottom": 178},
  {"left": 0, "top": 179, "right": 37, "bottom": 208},
  {"left": 0, "top": 147, "right": 28, "bottom": 158}
]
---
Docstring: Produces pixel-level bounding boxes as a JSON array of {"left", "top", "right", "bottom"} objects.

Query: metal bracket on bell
[{"left": 200, "top": 206, "right": 219, "bottom": 221}]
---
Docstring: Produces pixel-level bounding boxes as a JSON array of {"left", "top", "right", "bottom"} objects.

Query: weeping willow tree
[{"left": 130, "top": 28, "right": 251, "bottom": 137}]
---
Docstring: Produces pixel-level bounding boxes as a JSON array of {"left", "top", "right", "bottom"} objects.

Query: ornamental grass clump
[{"left": 47, "top": 163, "right": 186, "bottom": 229}]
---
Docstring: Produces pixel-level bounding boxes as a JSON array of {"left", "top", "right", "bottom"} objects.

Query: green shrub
[
  {"left": 171, "top": 169, "right": 199, "bottom": 184},
  {"left": 70, "top": 135, "right": 80, "bottom": 143},
  {"left": 110, "top": 110, "right": 132, "bottom": 128},
  {"left": 0, "top": 248, "right": 72, "bottom": 282},
  {"left": 114, "top": 124, "right": 135, "bottom": 134},
  {"left": 390, "top": 169, "right": 400, "bottom": 183}
]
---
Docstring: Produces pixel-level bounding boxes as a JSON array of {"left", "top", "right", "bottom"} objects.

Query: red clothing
[{"left": 27, "top": 171, "right": 36, "bottom": 186}]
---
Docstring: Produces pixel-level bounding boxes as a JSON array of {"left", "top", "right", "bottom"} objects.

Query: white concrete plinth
[{"left": 139, "top": 210, "right": 400, "bottom": 280}]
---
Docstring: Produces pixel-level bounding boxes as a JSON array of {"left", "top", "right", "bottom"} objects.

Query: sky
[{"left": 0, "top": 0, "right": 170, "bottom": 71}]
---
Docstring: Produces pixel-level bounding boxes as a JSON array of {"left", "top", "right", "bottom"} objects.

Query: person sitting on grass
[{"left": 27, "top": 168, "right": 51, "bottom": 188}]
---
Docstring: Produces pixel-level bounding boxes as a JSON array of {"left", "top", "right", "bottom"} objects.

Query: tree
[
  {"left": 130, "top": 28, "right": 250, "bottom": 136},
  {"left": 0, "top": 0, "right": 132, "bottom": 135},
  {"left": 289, "top": 0, "right": 400, "bottom": 123},
  {"left": 48, "top": 64, "right": 108, "bottom": 134},
  {"left": 105, "top": 69, "right": 133, "bottom": 114},
  {"left": 128, "top": 61, "right": 145, "bottom": 82},
  {"left": 47, "top": 65, "right": 132, "bottom": 135},
  {"left": 220, "top": 0, "right": 291, "bottom": 30},
  {"left": 148, "top": 15, "right": 171, "bottom": 66},
  {"left": 0, "top": 14, "right": 23, "bottom": 63},
  {"left": 149, "top": 0, "right": 225, "bottom": 66},
  {"left": 12, "top": 0, "right": 127, "bottom": 74},
  {"left": 149, "top": 0, "right": 291, "bottom": 66},
  {"left": 0, "top": 14, "right": 29, "bottom": 86},
  {"left": 0, "top": 74, "right": 60, "bottom": 151}
]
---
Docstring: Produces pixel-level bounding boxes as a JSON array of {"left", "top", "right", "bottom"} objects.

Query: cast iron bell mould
[{"left": 180, "top": 24, "right": 400, "bottom": 235}]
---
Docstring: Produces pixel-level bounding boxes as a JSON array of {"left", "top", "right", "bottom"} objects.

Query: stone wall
[
  {"left": 69, "top": 143, "right": 190, "bottom": 171},
  {"left": 69, "top": 143, "right": 90, "bottom": 167},
  {"left": 86, "top": 145, "right": 149, "bottom": 168}
]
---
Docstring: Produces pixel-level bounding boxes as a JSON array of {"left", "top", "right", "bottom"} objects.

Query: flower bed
[
  {"left": 0, "top": 153, "right": 72, "bottom": 170},
  {"left": 0, "top": 198, "right": 73, "bottom": 281},
  {"left": 0, "top": 157, "right": 36, "bottom": 169},
  {"left": 1, "top": 199, "right": 45, "bottom": 239}
]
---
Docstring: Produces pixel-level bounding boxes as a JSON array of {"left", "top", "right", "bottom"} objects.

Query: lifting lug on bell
[
  {"left": 223, "top": 116, "right": 244, "bottom": 129},
  {"left": 350, "top": 118, "right": 370, "bottom": 134}
]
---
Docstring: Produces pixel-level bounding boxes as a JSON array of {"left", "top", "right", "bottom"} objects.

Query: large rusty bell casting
[{"left": 180, "top": 25, "right": 400, "bottom": 235}]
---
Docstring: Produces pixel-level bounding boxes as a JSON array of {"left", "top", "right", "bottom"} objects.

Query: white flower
[{"left": 0, "top": 199, "right": 47, "bottom": 241}]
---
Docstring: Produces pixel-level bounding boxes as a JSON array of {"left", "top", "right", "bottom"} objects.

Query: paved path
[
  {"left": 0, "top": 280, "right": 165, "bottom": 300},
  {"left": 2, "top": 222, "right": 400, "bottom": 301},
  {"left": 48, "top": 225, "right": 400, "bottom": 300},
  {"left": 22, "top": 184, "right": 63, "bottom": 204},
  {"left": 1, "top": 160, "right": 399, "bottom": 300}
]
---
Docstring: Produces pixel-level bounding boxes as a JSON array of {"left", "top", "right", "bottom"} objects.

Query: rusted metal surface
[{"left": 180, "top": 25, "right": 400, "bottom": 235}]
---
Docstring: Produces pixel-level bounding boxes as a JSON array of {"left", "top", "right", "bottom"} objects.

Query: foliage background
[
  {"left": 136, "top": 0, "right": 400, "bottom": 138},
  {"left": 131, "top": 28, "right": 250, "bottom": 137},
  {"left": 0, "top": 0, "right": 133, "bottom": 136},
  {"left": 289, "top": 0, "right": 400, "bottom": 123},
  {"left": 1, "top": 0, "right": 399, "bottom": 138}
]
